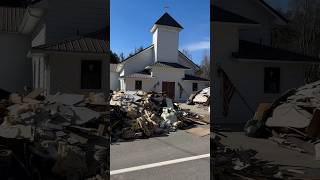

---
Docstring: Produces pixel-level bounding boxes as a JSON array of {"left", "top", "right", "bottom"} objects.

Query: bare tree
[
  {"left": 196, "top": 50, "right": 210, "bottom": 79},
  {"left": 128, "top": 46, "right": 144, "bottom": 58},
  {"left": 119, "top": 53, "right": 125, "bottom": 62},
  {"left": 181, "top": 49, "right": 193, "bottom": 59},
  {"left": 272, "top": 0, "right": 320, "bottom": 83}
]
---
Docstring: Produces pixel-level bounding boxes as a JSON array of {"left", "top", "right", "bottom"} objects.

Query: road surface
[{"left": 110, "top": 125, "right": 210, "bottom": 180}]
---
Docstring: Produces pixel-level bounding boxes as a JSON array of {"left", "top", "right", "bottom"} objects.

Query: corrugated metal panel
[
  {"left": 33, "top": 37, "right": 109, "bottom": 54},
  {"left": 0, "top": 7, "right": 26, "bottom": 32}
]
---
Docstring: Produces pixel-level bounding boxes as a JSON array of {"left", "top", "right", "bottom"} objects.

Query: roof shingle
[
  {"left": 183, "top": 74, "right": 209, "bottom": 81},
  {"left": 212, "top": 5, "right": 258, "bottom": 24},
  {"left": 154, "top": 12, "right": 183, "bottom": 29}
]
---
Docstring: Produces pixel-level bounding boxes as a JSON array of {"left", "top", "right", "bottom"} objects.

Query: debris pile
[
  {"left": 110, "top": 90, "right": 208, "bottom": 141},
  {"left": 245, "top": 80, "right": 320, "bottom": 160},
  {"left": 0, "top": 89, "right": 108, "bottom": 180},
  {"left": 187, "top": 87, "right": 210, "bottom": 106},
  {"left": 213, "top": 133, "right": 317, "bottom": 179}
]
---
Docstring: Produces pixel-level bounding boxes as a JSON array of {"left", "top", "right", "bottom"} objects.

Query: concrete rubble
[
  {"left": 245, "top": 80, "right": 320, "bottom": 161},
  {"left": 187, "top": 87, "right": 210, "bottom": 106},
  {"left": 110, "top": 90, "right": 209, "bottom": 142},
  {"left": 0, "top": 89, "right": 109, "bottom": 180}
]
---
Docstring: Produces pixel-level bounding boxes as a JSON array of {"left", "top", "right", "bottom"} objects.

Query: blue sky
[{"left": 111, "top": 0, "right": 210, "bottom": 65}]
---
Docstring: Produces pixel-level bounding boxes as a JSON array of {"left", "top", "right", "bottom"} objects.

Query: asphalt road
[{"left": 110, "top": 125, "right": 210, "bottom": 180}]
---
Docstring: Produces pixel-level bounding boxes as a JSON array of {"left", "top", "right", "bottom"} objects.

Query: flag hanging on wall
[{"left": 219, "top": 68, "right": 236, "bottom": 117}]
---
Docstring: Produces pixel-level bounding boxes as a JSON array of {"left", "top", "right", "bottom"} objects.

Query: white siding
[
  {"left": 0, "top": 33, "right": 32, "bottom": 92},
  {"left": 214, "top": 0, "right": 279, "bottom": 45},
  {"left": 110, "top": 71, "right": 120, "bottom": 91},
  {"left": 153, "top": 25, "right": 180, "bottom": 63},
  {"left": 124, "top": 78, "right": 155, "bottom": 92}
]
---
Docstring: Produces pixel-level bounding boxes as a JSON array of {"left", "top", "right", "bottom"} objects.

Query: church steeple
[{"left": 151, "top": 13, "right": 183, "bottom": 63}]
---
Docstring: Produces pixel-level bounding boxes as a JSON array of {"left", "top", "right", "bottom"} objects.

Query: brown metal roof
[
  {"left": 211, "top": 5, "right": 258, "bottom": 24},
  {"left": 259, "top": 0, "right": 288, "bottom": 24},
  {"left": 0, "top": 7, "right": 25, "bottom": 32},
  {"left": 183, "top": 74, "right": 209, "bottom": 81},
  {"left": 32, "top": 37, "right": 109, "bottom": 54},
  {"left": 151, "top": 61, "right": 190, "bottom": 69},
  {"left": 0, "top": 0, "right": 43, "bottom": 7},
  {"left": 233, "top": 40, "right": 320, "bottom": 63}
]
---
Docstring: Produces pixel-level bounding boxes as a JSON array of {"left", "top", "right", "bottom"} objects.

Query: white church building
[
  {"left": 111, "top": 13, "right": 209, "bottom": 101},
  {"left": 212, "top": 0, "right": 320, "bottom": 126}
]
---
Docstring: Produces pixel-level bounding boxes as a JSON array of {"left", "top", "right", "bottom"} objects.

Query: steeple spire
[{"left": 163, "top": 0, "right": 169, "bottom": 12}]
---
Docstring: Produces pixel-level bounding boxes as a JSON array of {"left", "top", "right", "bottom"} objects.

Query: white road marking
[{"left": 110, "top": 153, "right": 210, "bottom": 175}]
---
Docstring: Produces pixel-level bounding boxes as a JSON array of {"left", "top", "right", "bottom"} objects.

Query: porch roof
[
  {"left": 32, "top": 37, "right": 109, "bottom": 54},
  {"left": 233, "top": 40, "right": 320, "bottom": 63},
  {"left": 183, "top": 74, "right": 210, "bottom": 81},
  {"left": 121, "top": 70, "right": 154, "bottom": 79}
]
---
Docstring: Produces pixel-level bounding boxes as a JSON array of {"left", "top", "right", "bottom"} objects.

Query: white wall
[
  {"left": 214, "top": 0, "right": 278, "bottom": 45},
  {"left": 177, "top": 53, "right": 199, "bottom": 75},
  {"left": 152, "top": 25, "right": 180, "bottom": 63},
  {"left": 124, "top": 78, "right": 156, "bottom": 92},
  {"left": 123, "top": 75, "right": 208, "bottom": 102},
  {"left": 121, "top": 47, "right": 154, "bottom": 76},
  {"left": 110, "top": 71, "right": 119, "bottom": 91},
  {"left": 216, "top": 61, "right": 307, "bottom": 125},
  {"left": 32, "top": 54, "right": 51, "bottom": 95},
  {"left": 123, "top": 67, "right": 185, "bottom": 101},
  {"left": 181, "top": 80, "right": 209, "bottom": 100},
  {"left": 47, "top": 53, "right": 108, "bottom": 94},
  {"left": 0, "top": 33, "right": 32, "bottom": 92},
  {"left": 110, "top": 63, "right": 120, "bottom": 91},
  {"left": 120, "top": 78, "right": 126, "bottom": 91}
]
